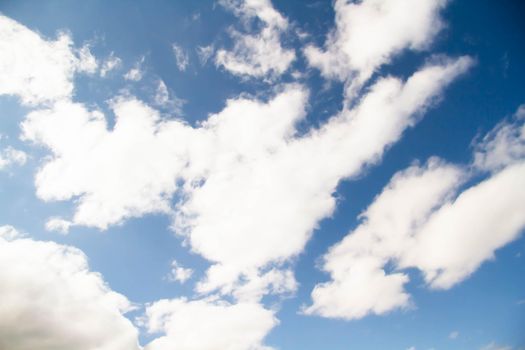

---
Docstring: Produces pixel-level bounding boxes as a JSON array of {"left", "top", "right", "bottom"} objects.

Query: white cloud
[
  {"left": 76, "top": 43, "right": 98, "bottom": 74},
  {"left": 0, "top": 225, "right": 23, "bottom": 241},
  {"left": 100, "top": 52, "right": 122, "bottom": 77},
  {"left": 304, "top": 159, "right": 465, "bottom": 319},
  {"left": 21, "top": 98, "right": 190, "bottom": 229},
  {"left": 0, "top": 15, "right": 96, "bottom": 105},
  {"left": 22, "top": 56, "right": 470, "bottom": 301},
  {"left": 167, "top": 260, "right": 193, "bottom": 284},
  {"left": 305, "top": 0, "right": 447, "bottom": 97},
  {"left": 305, "top": 114, "right": 525, "bottom": 319},
  {"left": 153, "top": 80, "right": 185, "bottom": 114},
  {"left": 5, "top": 0, "right": 470, "bottom": 302},
  {"left": 142, "top": 297, "right": 277, "bottom": 350},
  {"left": 400, "top": 161, "right": 525, "bottom": 289},
  {"left": 154, "top": 80, "right": 170, "bottom": 106},
  {"left": 473, "top": 105, "right": 525, "bottom": 172},
  {"left": 0, "top": 230, "right": 141, "bottom": 350},
  {"left": 124, "top": 57, "right": 145, "bottom": 81},
  {"left": 172, "top": 44, "right": 189, "bottom": 71},
  {"left": 45, "top": 217, "right": 73, "bottom": 234},
  {"left": 210, "top": 268, "right": 297, "bottom": 303},
  {"left": 0, "top": 7, "right": 485, "bottom": 343},
  {"left": 449, "top": 331, "right": 459, "bottom": 339},
  {"left": 124, "top": 67, "right": 143, "bottom": 81},
  {"left": 0, "top": 146, "right": 27, "bottom": 170},
  {"left": 215, "top": 0, "right": 295, "bottom": 79},
  {"left": 197, "top": 44, "right": 215, "bottom": 65},
  {"left": 180, "top": 57, "right": 470, "bottom": 297}
]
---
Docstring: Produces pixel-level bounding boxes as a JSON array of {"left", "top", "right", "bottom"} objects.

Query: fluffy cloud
[
  {"left": 167, "top": 259, "right": 194, "bottom": 284},
  {"left": 305, "top": 0, "right": 447, "bottom": 96},
  {"left": 21, "top": 98, "right": 190, "bottom": 229},
  {"left": 0, "top": 225, "right": 23, "bottom": 240},
  {"left": 215, "top": 0, "right": 295, "bottom": 78},
  {"left": 0, "top": 227, "right": 141, "bottom": 350},
  {"left": 23, "top": 56, "right": 470, "bottom": 300},
  {"left": 305, "top": 114, "right": 525, "bottom": 319},
  {"left": 304, "top": 159, "right": 465, "bottom": 319},
  {"left": 0, "top": 146, "right": 27, "bottom": 170},
  {"left": 142, "top": 298, "right": 277, "bottom": 350},
  {"left": 181, "top": 57, "right": 470, "bottom": 296},
  {"left": 400, "top": 161, "right": 525, "bottom": 289},
  {"left": 45, "top": 217, "right": 73, "bottom": 234},
  {"left": 4, "top": 3, "right": 470, "bottom": 308},
  {"left": 0, "top": 15, "right": 96, "bottom": 105}
]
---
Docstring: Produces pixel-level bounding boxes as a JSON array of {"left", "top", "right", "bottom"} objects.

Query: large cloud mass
[
  {"left": 305, "top": 112, "right": 525, "bottom": 319},
  {"left": 142, "top": 298, "right": 277, "bottom": 350},
  {"left": 22, "top": 57, "right": 471, "bottom": 299},
  {"left": 0, "top": 226, "right": 141, "bottom": 350},
  {"left": 2, "top": 1, "right": 512, "bottom": 347},
  {"left": 0, "top": 15, "right": 96, "bottom": 105},
  {"left": 305, "top": 0, "right": 447, "bottom": 96},
  {"left": 215, "top": 0, "right": 295, "bottom": 78}
]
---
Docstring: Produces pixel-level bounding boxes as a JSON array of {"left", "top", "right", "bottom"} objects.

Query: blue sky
[{"left": 0, "top": 1, "right": 524, "bottom": 349}]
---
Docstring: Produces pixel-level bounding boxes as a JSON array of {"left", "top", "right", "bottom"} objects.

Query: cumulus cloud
[
  {"left": 167, "top": 259, "right": 193, "bottom": 283},
  {"left": 400, "top": 161, "right": 525, "bottom": 289},
  {"left": 305, "top": 114, "right": 525, "bottom": 319},
  {"left": 45, "top": 217, "right": 73, "bottom": 234},
  {"left": 22, "top": 56, "right": 470, "bottom": 300},
  {"left": 172, "top": 44, "right": 189, "bottom": 71},
  {"left": 0, "top": 15, "right": 96, "bottom": 105},
  {"left": 21, "top": 98, "right": 190, "bottom": 229},
  {"left": 304, "top": 159, "right": 465, "bottom": 319},
  {"left": 0, "top": 229, "right": 141, "bottom": 350},
  {"left": 141, "top": 297, "right": 277, "bottom": 350},
  {"left": 0, "top": 6, "right": 487, "bottom": 345},
  {"left": 0, "top": 225, "right": 23, "bottom": 240},
  {"left": 305, "top": 0, "right": 447, "bottom": 97},
  {"left": 215, "top": 0, "right": 295, "bottom": 78},
  {"left": 179, "top": 57, "right": 470, "bottom": 298},
  {"left": 1, "top": 5, "right": 471, "bottom": 317},
  {"left": 0, "top": 146, "right": 27, "bottom": 170}
]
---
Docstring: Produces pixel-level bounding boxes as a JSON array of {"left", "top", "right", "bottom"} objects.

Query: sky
[{"left": 0, "top": 0, "right": 524, "bottom": 349}]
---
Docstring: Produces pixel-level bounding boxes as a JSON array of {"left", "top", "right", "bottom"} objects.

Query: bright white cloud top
[
  {"left": 215, "top": 0, "right": 295, "bottom": 78},
  {"left": 0, "top": 0, "right": 523, "bottom": 349},
  {"left": 305, "top": 0, "right": 447, "bottom": 98},
  {"left": 0, "top": 15, "right": 96, "bottom": 106},
  {"left": 142, "top": 298, "right": 277, "bottom": 350}
]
